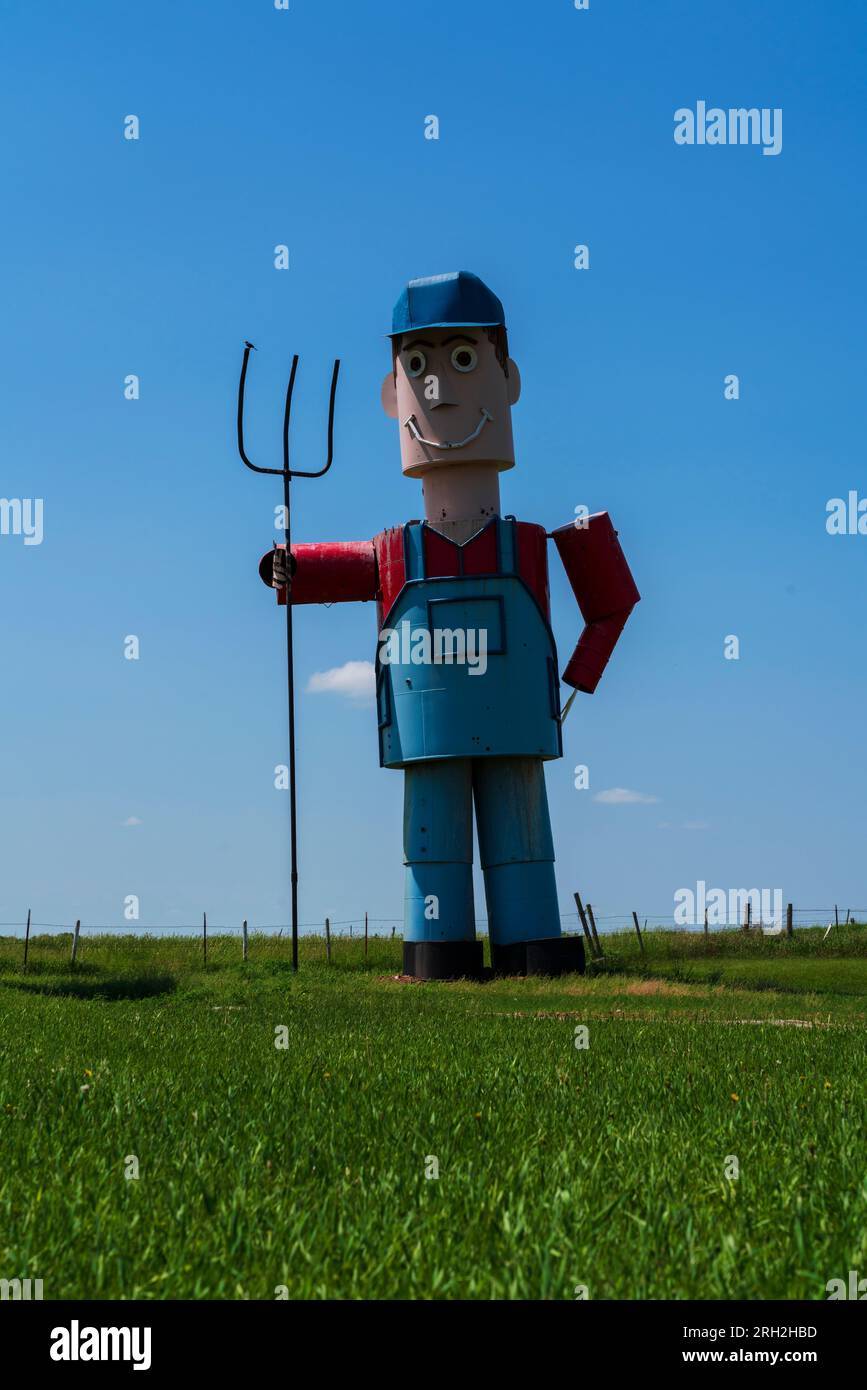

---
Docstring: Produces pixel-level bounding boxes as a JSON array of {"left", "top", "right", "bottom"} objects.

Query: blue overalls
[{"left": 375, "top": 518, "right": 566, "bottom": 971}]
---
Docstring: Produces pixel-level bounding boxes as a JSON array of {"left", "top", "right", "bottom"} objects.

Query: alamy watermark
[
  {"left": 379, "top": 620, "right": 488, "bottom": 676},
  {"left": 50, "top": 1321, "right": 151, "bottom": 1370},
  {"left": 674, "top": 102, "right": 782, "bottom": 157},
  {"left": 826, "top": 491, "right": 867, "bottom": 535},
  {"left": 1, "top": 1277, "right": 43, "bottom": 1300},
  {"left": 0, "top": 497, "right": 43, "bottom": 545},
  {"left": 674, "top": 881, "right": 783, "bottom": 930},
  {"left": 826, "top": 1269, "right": 867, "bottom": 1299}
]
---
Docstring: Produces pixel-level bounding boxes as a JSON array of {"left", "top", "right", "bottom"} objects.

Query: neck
[{"left": 421, "top": 464, "right": 501, "bottom": 543}]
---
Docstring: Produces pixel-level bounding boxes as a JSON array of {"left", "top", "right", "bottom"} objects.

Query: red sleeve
[
  {"left": 259, "top": 541, "right": 377, "bottom": 606},
  {"left": 550, "top": 512, "right": 640, "bottom": 693}
]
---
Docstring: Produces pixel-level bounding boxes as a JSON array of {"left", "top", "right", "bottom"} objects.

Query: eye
[
  {"left": 451, "top": 344, "right": 477, "bottom": 373},
  {"left": 405, "top": 350, "right": 427, "bottom": 378}
]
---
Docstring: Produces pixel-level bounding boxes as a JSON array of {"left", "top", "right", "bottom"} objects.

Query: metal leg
[
  {"left": 402, "top": 759, "right": 482, "bottom": 979},
  {"left": 474, "top": 757, "right": 582, "bottom": 975}
]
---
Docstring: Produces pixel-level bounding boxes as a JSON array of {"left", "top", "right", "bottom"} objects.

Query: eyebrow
[
  {"left": 442, "top": 334, "right": 478, "bottom": 345},
  {"left": 403, "top": 339, "right": 434, "bottom": 350}
]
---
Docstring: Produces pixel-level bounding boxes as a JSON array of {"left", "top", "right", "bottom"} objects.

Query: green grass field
[{"left": 1, "top": 927, "right": 865, "bottom": 1300}]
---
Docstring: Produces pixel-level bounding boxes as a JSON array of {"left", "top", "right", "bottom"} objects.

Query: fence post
[
  {"left": 203, "top": 912, "right": 207, "bottom": 966},
  {"left": 23, "top": 907, "right": 31, "bottom": 972},
  {"left": 242, "top": 919, "right": 248, "bottom": 962},
  {"left": 834, "top": 905, "right": 839, "bottom": 927},
  {"left": 585, "top": 903, "right": 602, "bottom": 957},
  {"left": 703, "top": 907, "right": 709, "bottom": 939},
  {"left": 632, "top": 910, "right": 646, "bottom": 955},
  {"left": 325, "top": 917, "right": 331, "bottom": 965},
  {"left": 786, "top": 902, "right": 793, "bottom": 937},
  {"left": 70, "top": 919, "right": 81, "bottom": 966},
  {"left": 743, "top": 900, "right": 751, "bottom": 933},
  {"left": 364, "top": 911, "right": 368, "bottom": 959},
  {"left": 573, "top": 892, "right": 597, "bottom": 959},
  {"left": 350, "top": 924, "right": 353, "bottom": 940}
]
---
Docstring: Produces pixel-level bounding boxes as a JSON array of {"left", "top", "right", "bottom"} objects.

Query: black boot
[
  {"left": 403, "top": 939, "right": 485, "bottom": 981},
  {"left": 491, "top": 935, "right": 585, "bottom": 977}
]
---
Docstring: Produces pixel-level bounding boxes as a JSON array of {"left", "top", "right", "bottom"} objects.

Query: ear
[
  {"left": 381, "top": 371, "right": 398, "bottom": 418},
  {"left": 506, "top": 359, "right": 521, "bottom": 406}
]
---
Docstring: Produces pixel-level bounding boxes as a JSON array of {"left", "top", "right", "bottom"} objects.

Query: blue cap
[{"left": 390, "top": 271, "right": 505, "bottom": 337}]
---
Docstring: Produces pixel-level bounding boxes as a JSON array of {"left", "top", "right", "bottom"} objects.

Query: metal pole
[
  {"left": 23, "top": 907, "right": 31, "bottom": 972},
  {"left": 70, "top": 919, "right": 80, "bottom": 966},
  {"left": 236, "top": 344, "right": 339, "bottom": 978},
  {"left": 203, "top": 911, "right": 207, "bottom": 966},
  {"left": 243, "top": 919, "right": 249, "bottom": 962},
  {"left": 283, "top": 465, "right": 299, "bottom": 974}
]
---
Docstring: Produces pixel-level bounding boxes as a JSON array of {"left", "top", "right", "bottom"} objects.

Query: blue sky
[{"left": 1, "top": 0, "right": 865, "bottom": 935}]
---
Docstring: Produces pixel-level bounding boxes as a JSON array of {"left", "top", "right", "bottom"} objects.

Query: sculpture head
[{"left": 381, "top": 272, "right": 521, "bottom": 480}]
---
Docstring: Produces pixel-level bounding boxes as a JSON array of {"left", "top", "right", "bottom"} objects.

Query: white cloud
[
  {"left": 121, "top": 816, "right": 142, "bottom": 827},
  {"left": 306, "top": 660, "right": 375, "bottom": 702},
  {"left": 594, "top": 787, "right": 659, "bottom": 805}
]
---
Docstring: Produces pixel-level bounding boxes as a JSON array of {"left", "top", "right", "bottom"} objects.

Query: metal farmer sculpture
[{"left": 258, "top": 272, "right": 640, "bottom": 980}]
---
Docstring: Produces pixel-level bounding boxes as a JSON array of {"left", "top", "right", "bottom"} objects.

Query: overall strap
[
  {"left": 498, "top": 515, "right": 519, "bottom": 575},
  {"left": 402, "top": 521, "right": 426, "bottom": 581}
]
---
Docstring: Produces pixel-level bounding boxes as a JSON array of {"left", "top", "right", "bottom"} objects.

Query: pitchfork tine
[
  {"left": 289, "top": 357, "right": 340, "bottom": 478},
  {"left": 281, "top": 356, "right": 300, "bottom": 473},
  {"left": 237, "top": 341, "right": 263, "bottom": 472},
  {"left": 236, "top": 344, "right": 339, "bottom": 478}
]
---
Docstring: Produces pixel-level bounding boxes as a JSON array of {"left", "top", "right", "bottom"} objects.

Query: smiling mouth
[{"left": 403, "top": 408, "right": 493, "bottom": 450}]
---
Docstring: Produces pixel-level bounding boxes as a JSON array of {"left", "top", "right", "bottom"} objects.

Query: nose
[{"left": 429, "top": 367, "right": 459, "bottom": 408}]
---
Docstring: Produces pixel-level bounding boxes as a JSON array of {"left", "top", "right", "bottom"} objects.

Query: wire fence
[{"left": 1, "top": 905, "right": 863, "bottom": 949}]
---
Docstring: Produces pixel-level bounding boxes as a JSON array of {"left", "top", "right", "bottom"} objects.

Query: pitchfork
[{"left": 236, "top": 343, "right": 340, "bottom": 971}]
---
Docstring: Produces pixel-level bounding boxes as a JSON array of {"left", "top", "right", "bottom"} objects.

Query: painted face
[{"left": 381, "top": 327, "right": 521, "bottom": 477}]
